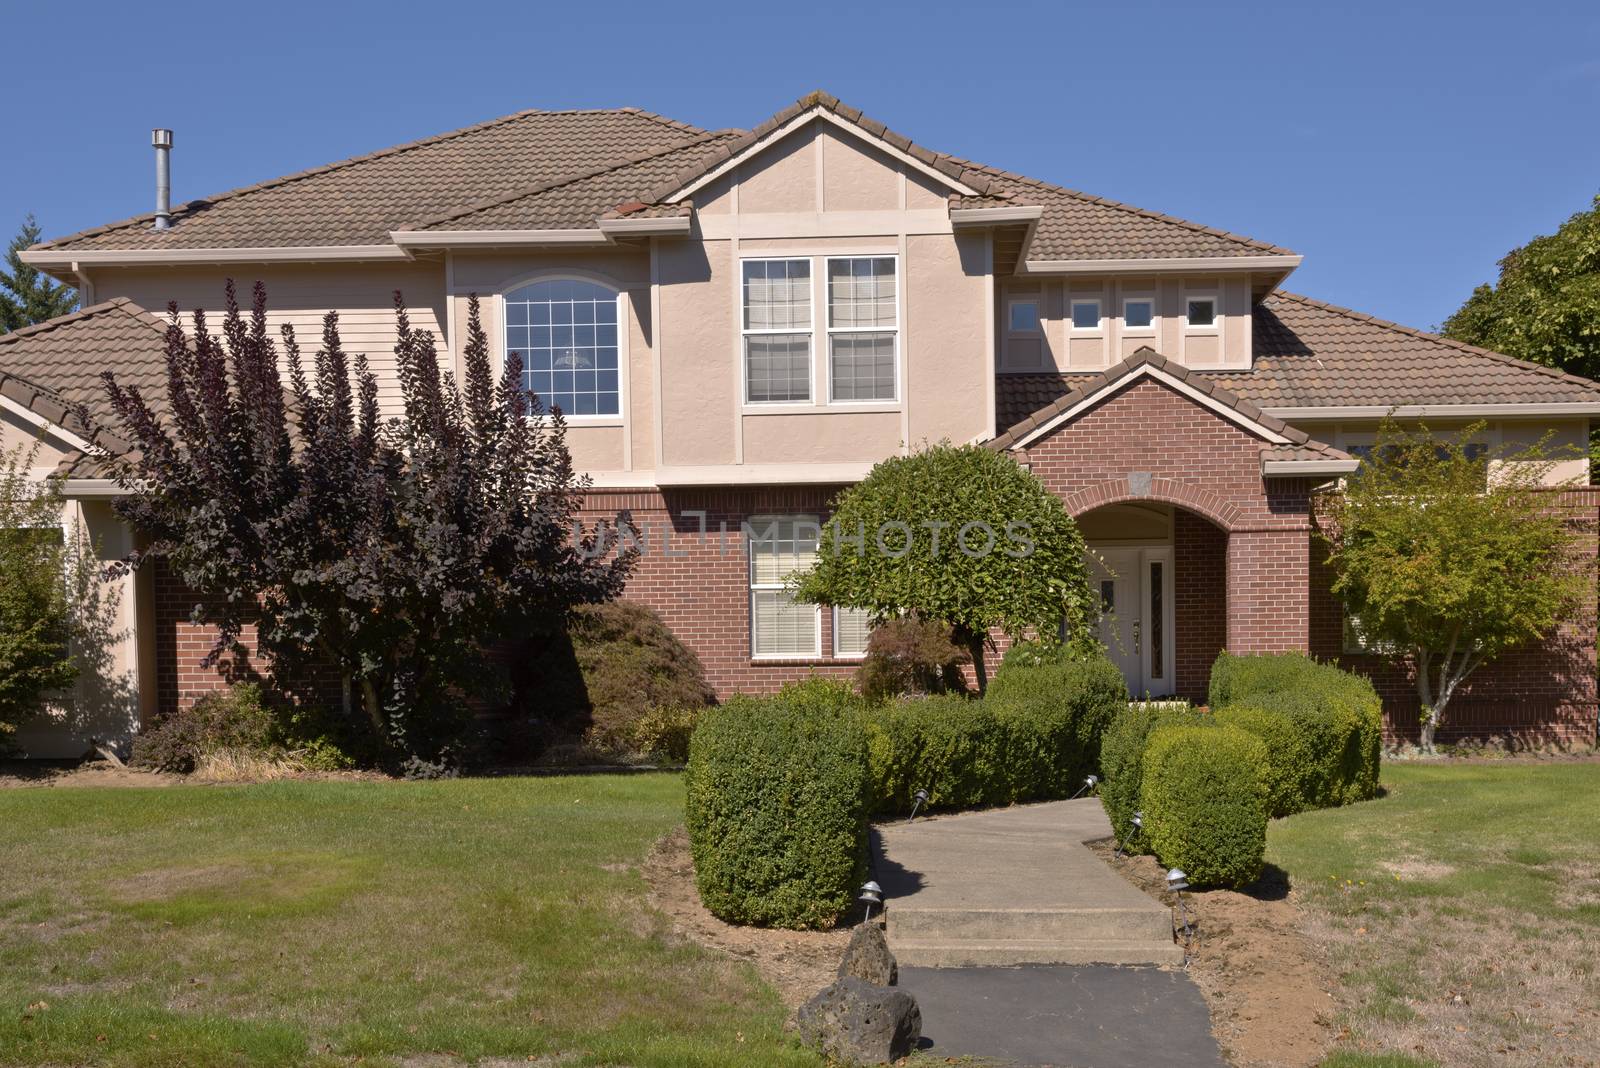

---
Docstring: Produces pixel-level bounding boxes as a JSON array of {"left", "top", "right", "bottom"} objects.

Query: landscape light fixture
[
  {"left": 907, "top": 788, "right": 930, "bottom": 822},
  {"left": 1167, "top": 867, "right": 1195, "bottom": 963},
  {"left": 858, "top": 880, "right": 884, "bottom": 921},
  {"left": 1115, "top": 811, "right": 1144, "bottom": 859},
  {"left": 1069, "top": 774, "right": 1100, "bottom": 800}
]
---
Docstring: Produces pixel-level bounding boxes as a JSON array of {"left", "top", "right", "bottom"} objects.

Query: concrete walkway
[{"left": 871, "top": 799, "right": 1183, "bottom": 967}]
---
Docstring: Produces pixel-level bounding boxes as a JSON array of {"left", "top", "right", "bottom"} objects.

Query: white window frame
[
  {"left": 748, "top": 513, "right": 823, "bottom": 660},
  {"left": 1007, "top": 297, "right": 1042, "bottom": 335},
  {"left": 1070, "top": 299, "right": 1104, "bottom": 332},
  {"left": 825, "top": 255, "right": 901, "bottom": 406},
  {"left": 832, "top": 606, "right": 873, "bottom": 659},
  {"left": 499, "top": 273, "right": 628, "bottom": 426},
  {"left": 1121, "top": 296, "right": 1157, "bottom": 336},
  {"left": 740, "top": 258, "right": 816, "bottom": 407},
  {"left": 1183, "top": 293, "right": 1219, "bottom": 334}
]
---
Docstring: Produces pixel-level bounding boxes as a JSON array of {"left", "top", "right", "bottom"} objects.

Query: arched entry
[{"left": 1075, "top": 498, "right": 1228, "bottom": 700}]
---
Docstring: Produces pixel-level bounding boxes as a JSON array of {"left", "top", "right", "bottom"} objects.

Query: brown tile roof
[
  {"left": 988, "top": 346, "right": 1324, "bottom": 452},
  {"left": 1212, "top": 291, "right": 1600, "bottom": 408},
  {"left": 996, "top": 290, "right": 1600, "bottom": 436},
  {"left": 38, "top": 109, "right": 706, "bottom": 251},
  {"left": 33, "top": 91, "right": 1290, "bottom": 263},
  {"left": 0, "top": 299, "right": 163, "bottom": 458},
  {"left": 1260, "top": 443, "right": 1352, "bottom": 464}
]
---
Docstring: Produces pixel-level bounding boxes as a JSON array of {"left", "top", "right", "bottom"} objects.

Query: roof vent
[{"left": 151, "top": 129, "right": 174, "bottom": 230}]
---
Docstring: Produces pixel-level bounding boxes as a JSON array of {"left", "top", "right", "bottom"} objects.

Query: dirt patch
[
  {"left": 1088, "top": 839, "right": 1336, "bottom": 1068},
  {"left": 1381, "top": 857, "right": 1457, "bottom": 881},
  {"left": 0, "top": 761, "right": 182, "bottom": 788},
  {"left": 639, "top": 827, "right": 852, "bottom": 1010}
]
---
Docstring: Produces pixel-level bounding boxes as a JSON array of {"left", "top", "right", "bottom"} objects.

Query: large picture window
[
  {"left": 504, "top": 279, "right": 621, "bottom": 417},
  {"left": 743, "top": 259, "right": 813, "bottom": 403},
  {"left": 827, "top": 257, "right": 898, "bottom": 402},
  {"left": 748, "top": 515, "right": 822, "bottom": 658}
]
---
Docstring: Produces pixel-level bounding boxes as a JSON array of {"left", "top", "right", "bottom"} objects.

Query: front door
[{"left": 1087, "top": 546, "right": 1174, "bottom": 697}]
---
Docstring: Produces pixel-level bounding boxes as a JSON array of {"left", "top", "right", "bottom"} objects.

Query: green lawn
[
  {"left": 0, "top": 773, "right": 822, "bottom": 1068},
  {"left": 1274, "top": 761, "right": 1600, "bottom": 1068}
]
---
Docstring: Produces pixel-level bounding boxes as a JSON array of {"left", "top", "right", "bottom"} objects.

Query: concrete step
[
  {"left": 887, "top": 905, "right": 1172, "bottom": 944},
  {"left": 891, "top": 937, "right": 1186, "bottom": 968}
]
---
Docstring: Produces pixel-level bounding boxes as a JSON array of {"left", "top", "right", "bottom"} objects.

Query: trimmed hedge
[
  {"left": 1141, "top": 724, "right": 1269, "bottom": 890},
  {"left": 1212, "top": 704, "right": 1308, "bottom": 818},
  {"left": 684, "top": 679, "right": 870, "bottom": 929},
  {"left": 1209, "top": 651, "right": 1382, "bottom": 807},
  {"left": 1098, "top": 702, "right": 1207, "bottom": 851}
]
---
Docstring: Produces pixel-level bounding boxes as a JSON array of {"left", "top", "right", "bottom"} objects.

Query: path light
[
  {"left": 907, "top": 788, "right": 930, "bottom": 822},
  {"left": 1069, "top": 774, "right": 1100, "bottom": 800},
  {"left": 1167, "top": 868, "right": 1195, "bottom": 964},
  {"left": 859, "top": 880, "right": 884, "bottom": 921},
  {"left": 1115, "top": 811, "right": 1144, "bottom": 859}
]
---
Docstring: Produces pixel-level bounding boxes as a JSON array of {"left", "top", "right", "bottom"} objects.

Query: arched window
[{"left": 504, "top": 278, "right": 621, "bottom": 417}]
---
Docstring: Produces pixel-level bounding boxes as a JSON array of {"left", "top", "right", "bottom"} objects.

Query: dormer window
[
  {"left": 1070, "top": 300, "right": 1102, "bottom": 331},
  {"left": 1123, "top": 299, "right": 1155, "bottom": 331},
  {"left": 1186, "top": 297, "right": 1217, "bottom": 329}
]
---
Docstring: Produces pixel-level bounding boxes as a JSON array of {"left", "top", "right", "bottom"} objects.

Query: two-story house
[{"left": 6, "top": 91, "right": 1596, "bottom": 756}]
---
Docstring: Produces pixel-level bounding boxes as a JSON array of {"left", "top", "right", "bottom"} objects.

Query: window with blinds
[
  {"left": 827, "top": 257, "right": 898, "bottom": 402},
  {"left": 749, "top": 515, "right": 822, "bottom": 658},
  {"left": 743, "top": 259, "right": 813, "bottom": 403},
  {"left": 833, "top": 606, "right": 873, "bottom": 658}
]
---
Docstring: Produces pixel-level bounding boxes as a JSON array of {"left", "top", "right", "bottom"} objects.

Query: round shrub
[
  {"left": 987, "top": 649, "right": 1128, "bottom": 788},
  {"left": 1098, "top": 702, "right": 1207, "bottom": 851},
  {"left": 1213, "top": 704, "right": 1310, "bottom": 817},
  {"left": 1141, "top": 724, "right": 1269, "bottom": 890},
  {"left": 685, "top": 679, "right": 870, "bottom": 929},
  {"left": 132, "top": 684, "right": 277, "bottom": 772},
  {"left": 855, "top": 616, "right": 970, "bottom": 704}
]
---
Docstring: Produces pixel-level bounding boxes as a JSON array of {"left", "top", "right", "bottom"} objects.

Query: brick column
[{"left": 1225, "top": 528, "right": 1311, "bottom": 653}]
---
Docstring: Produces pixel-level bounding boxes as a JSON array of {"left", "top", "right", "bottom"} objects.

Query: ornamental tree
[
  {"left": 104, "top": 282, "right": 635, "bottom": 761},
  {"left": 1315, "top": 421, "right": 1592, "bottom": 751},
  {"left": 793, "top": 442, "right": 1096, "bottom": 691}
]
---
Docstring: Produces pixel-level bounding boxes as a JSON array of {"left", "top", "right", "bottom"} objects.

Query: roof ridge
[
  {"left": 405, "top": 128, "right": 739, "bottom": 232},
  {"left": 34, "top": 107, "right": 704, "bottom": 249},
  {"left": 947, "top": 155, "right": 1294, "bottom": 257},
  {"left": 0, "top": 297, "right": 165, "bottom": 348},
  {"left": 1267, "top": 289, "right": 1600, "bottom": 394}
]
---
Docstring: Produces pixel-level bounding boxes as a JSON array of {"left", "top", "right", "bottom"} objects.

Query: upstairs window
[
  {"left": 1009, "top": 300, "right": 1040, "bottom": 333},
  {"left": 749, "top": 515, "right": 822, "bottom": 658},
  {"left": 827, "top": 257, "right": 898, "bottom": 402},
  {"left": 1123, "top": 298, "right": 1155, "bottom": 330},
  {"left": 1186, "top": 296, "right": 1217, "bottom": 329},
  {"left": 1071, "top": 300, "right": 1102, "bottom": 330},
  {"left": 505, "top": 279, "right": 621, "bottom": 417},
  {"left": 743, "top": 259, "right": 813, "bottom": 403}
]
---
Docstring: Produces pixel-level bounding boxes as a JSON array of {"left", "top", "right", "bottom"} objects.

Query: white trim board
[
  {"left": 1262, "top": 459, "right": 1359, "bottom": 476},
  {"left": 664, "top": 108, "right": 981, "bottom": 203},
  {"left": 1263, "top": 403, "right": 1600, "bottom": 419},
  {"left": 1003, "top": 363, "right": 1294, "bottom": 451},
  {"left": 1021, "top": 254, "right": 1302, "bottom": 275},
  {"left": 20, "top": 244, "right": 409, "bottom": 267}
]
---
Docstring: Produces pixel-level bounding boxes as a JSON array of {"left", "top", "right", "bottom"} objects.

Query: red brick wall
[
  {"left": 153, "top": 559, "right": 266, "bottom": 713},
  {"left": 1175, "top": 509, "right": 1227, "bottom": 701}
]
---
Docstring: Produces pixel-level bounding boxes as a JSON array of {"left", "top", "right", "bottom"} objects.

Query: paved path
[
  {"left": 900, "top": 964, "right": 1226, "bottom": 1068},
  {"left": 870, "top": 799, "right": 1183, "bottom": 966}
]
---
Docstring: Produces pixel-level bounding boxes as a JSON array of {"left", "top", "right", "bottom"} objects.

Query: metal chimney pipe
[{"left": 151, "top": 129, "right": 173, "bottom": 230}]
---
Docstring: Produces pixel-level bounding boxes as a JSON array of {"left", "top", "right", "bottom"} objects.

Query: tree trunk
[{"left": 358, "top": 677, "right": 384, "bottom": 741}]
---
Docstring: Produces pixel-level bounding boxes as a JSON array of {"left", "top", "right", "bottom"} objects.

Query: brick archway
[{"left": 1058, "top": 475, "right": 1242, "bottom": 533}]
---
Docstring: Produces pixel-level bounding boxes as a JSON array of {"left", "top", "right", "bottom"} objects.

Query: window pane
[
  {"left": 745, "top": 334, "right": 812, "bottom": 403},
  {"left": 749, "top": 514, "right": 823, "bottom": 658},
  {"left": 504, "top": 279, "right": 621, "bottom": 416},
  {"left": 1009, "top": 301, "right": 1040, "bottom": 333},
  {"left": 830, "top": 332, "right": 896, "bottom": 401},
  {"left": 748, "top": 516, "right": 821, "bottom": 584},
  {"left": 752, "top": 590, "right": 819, "bottom": 657},
  {"left": 828, "top": 257, "right": 897, "bottom": 328},
  {"left": 1187, "top": 299, "right": 1216, "bottom": 327},
  {"left": 1125, "top": 300, "right": 1153, "bottom": 329},
  {"left": 1149, "top": 561, "right": 1163, "bottom": 678},
  {"left": 834, "top": 607, "right": 872, "bottom": 657},
  {"left": 1072, "top": 301, "right": 1101, "bottom": 330},
  {"left": 744, "top": 259, "right": 811, "bottom": 330}
]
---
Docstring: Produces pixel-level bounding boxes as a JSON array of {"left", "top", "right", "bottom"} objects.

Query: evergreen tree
[{"left": 0, "top": 215, "right": 78, "bottom": 333}]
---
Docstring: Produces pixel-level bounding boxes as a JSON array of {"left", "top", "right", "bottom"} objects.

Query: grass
[
  {"left": 0, "top": 773, "right": 822, "bottom": 1067},
  {"left": 1274, "top": 761, "right": 1600, "bottom": 1068}
]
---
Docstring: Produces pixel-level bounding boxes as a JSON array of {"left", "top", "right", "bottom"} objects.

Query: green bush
[
  {"left": 132, "top": 684, "right": 278, "bottom": 772},
  {"left": 855, "top": 616, "right": 970, "bottom": 704},
  {"left": 1209, "top": 651, "right": 1382, "bottom": 806},
  {"left": 1141, "top": 724, "right": 1269, "bottom": 889},
  {"left": 685, "top": 679, "right": 870, "bottom": 929},
  {"left": 1212, "top": 704, "right": 1308, "bottom": 817},
  {"left": 988, "top": 649, "right": 1127, "bottom": 796},
  {"left": 1098, "top": 702, "right": 1206, "bottom": 850},
  {"left": 627, "top": 704, "right": 701, "bottom": 763}
]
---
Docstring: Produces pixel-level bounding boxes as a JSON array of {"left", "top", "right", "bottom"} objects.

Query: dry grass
[{"left": 190, "top": 747, "right": 310, "bottom": 782}]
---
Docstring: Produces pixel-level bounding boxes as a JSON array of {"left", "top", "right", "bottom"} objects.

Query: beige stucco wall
[
  {"left": 1294, "top": 417, "right": 1591, "bottom": 486},
  {"left": 92, "top": 261, "right": 448, "bottom": 419},
  {"left": 1002, "top": 273, "right": 1254, "bottom": 374}
]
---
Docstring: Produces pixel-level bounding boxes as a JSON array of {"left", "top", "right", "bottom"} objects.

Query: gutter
[
  {"left": 950, "top": 206, "right": 1043, "bottom": 226},
  {"left": 1261, "top": 459, "right": 1360, "bottom": 476},
  {"left": 59, "top": 479, "right": 127, "bottom": 499},
  {"left": 19, "top": 245, "right": 410, "bottom": 268},
  {"left": 1264, "top": 403, "right": 1600, "bottom": 419},
  {"left": 1021, "top": 254, "right": 1303, "bottom": 275}
]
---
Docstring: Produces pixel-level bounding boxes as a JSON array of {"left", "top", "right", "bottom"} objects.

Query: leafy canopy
[
  {"left": 793, "top": 442, "right": 1096, "bottom": 686},
  {"left": 104, "top": 282, "right": 635, "bottom": 761},
  {"left": 1315, "top": 421, "right": 1592, "bottom": 747},
  {"left": 1442, "top": 193, "right": 1600, "bottom": 378},
  {"left": 0, "top": 215, "right": 77, "bottom": 333}
]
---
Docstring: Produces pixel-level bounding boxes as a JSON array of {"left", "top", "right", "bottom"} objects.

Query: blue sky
[{"left": 5, "top": 0, "right": 1597, "bottom": 332}]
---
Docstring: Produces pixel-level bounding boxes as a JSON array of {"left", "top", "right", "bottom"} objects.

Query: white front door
[{"left": 1088, "top": 546, "right": 1175, "bottom": 697}]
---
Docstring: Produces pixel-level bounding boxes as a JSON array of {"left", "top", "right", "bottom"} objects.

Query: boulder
[
  {"left": 796, "top": 976, "right": 921, "bottom": 1065},
  {"left": 838, "top": 923, "right": 898, "bottom": 986}
]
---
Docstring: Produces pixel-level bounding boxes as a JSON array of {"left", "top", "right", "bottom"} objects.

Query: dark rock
[
  {"left": 838, "top": 923, "right": 898, "bottom": 986},
  {"left": 796, "top": 976, "right": 922, "bottom": 1065}
]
